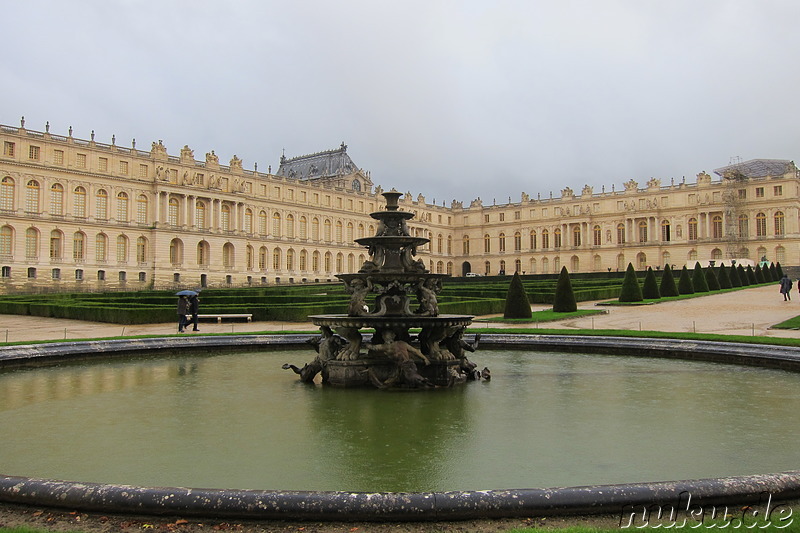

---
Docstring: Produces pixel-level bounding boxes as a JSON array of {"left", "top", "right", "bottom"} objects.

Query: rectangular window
[
  {"left": 119, "top": 161, "right": 129, "bottom": 175},
  {"left": 53, "top": 150, "right": 64, "bottom": 165},
  {"left": 484, "top": 214, "right": 490, "bottom": 223},
  {"left": 75, "top": 269, "right": 83, "bottom": 281},
  {"left": 499, "top": 213, "right": 505, "bottom": 222},
  {"left": 774, "top": 185, "right": 783, "bottom": 196},
  {"left": 98, "top": 157, "right": 108, "bottom": 171},
  {"left": 119, "top": 271, "right": 126, "bottom": 282},
  {"left": 139, "top": 164, "right": 148, "bottom": 178},
  {"left": 756, "top": 187, "right": 764, "bottom": 198},
  {"left": 76, "top": 153, "right": 86, "bottom": 168},
  {"left": 97, "top": 270, "right": 105, "bottom": 281},
  {"left": 1, "top": 266, "right": 10, "bottom": 278},
  {"left": 738, "top": 189, "right": 746, "bottom": 200},
  {"left": 29, "top": 145, "right": 40, "bottom": 160},
  {"left": 51, "top": 268, "right": 61, "bottom": 280},
  {"left": 3, "top": 141, "right": 14, "bottom": 157}
]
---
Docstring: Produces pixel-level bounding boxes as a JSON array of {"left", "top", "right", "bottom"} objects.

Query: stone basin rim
[{"left": 1, "top": 333, "right": 799, "bottom": 520}]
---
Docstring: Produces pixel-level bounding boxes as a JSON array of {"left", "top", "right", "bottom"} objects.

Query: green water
[{"left": 1, "top": 349, "right": 798, "bottom": 492}]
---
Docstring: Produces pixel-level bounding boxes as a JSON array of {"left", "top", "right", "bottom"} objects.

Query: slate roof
[
  {"left": 276, "top": 142, "right": 360, "bottom": 180},
  {"left": 713, "top": 159, "right": 797, "bottom": 179}
]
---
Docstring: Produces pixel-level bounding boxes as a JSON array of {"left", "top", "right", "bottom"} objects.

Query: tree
[
  {"left": 729, "top": 263, "right": 742, "bottom": 287},
  {"left": 692, "top": 262, "right": 709, "bottom": 292},
  {"left": 678, "top": 265, "right": 695, "bottom": 294},
  {"left": 717, "top": 264, "right": 732, "bottom": 289},
  {"left": 746, "top": 266, "right": 757, "bottom": 285},
  {"left": 553, "top": 266, "right": 578, "bottom": 312},
  {"left": 755, "top": 264, "right": 766, "bottom": 284},
  {"left": 770, "top": 263, "right": 778, "bottom": 282},
  {"left": 659, "top": 264, "right": 679, "bottom": 297},
  {"left": 503, "top": 271, "right": 532, "bottom": 319},
  {"left": 619, "top": 263, "right": 644, "bottom": 302},
  {"left": 737, "top": 264, "right": 749, "bottom": 286},
  {"left": 642, "top": 267, "right": 661, "bottom": 299},
  {"left": 705, "top": 266, "right": 720, "bottom": 291}
]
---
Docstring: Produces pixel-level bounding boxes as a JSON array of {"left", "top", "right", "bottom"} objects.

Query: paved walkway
[{"left": 1, "top": 285, "right": 799, "bottom": 344}]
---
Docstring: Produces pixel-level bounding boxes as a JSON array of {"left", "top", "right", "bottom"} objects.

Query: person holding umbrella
[
  {"left": 188, "top": 294, "right": 200, "bottom": 331},
  {"left": 176, "top": 295, "right": 190, "bottom": 333}
]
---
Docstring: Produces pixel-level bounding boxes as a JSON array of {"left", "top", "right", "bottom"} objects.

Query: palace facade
[{"left": 1, "top": 119, "right": 797, "bottom": 293}]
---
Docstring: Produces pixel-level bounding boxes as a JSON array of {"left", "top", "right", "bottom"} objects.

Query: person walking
[
  {"left": 177, "top": 295, "right": 190, "bottom": 332},
  {"left": 188, "top": 294, "right": 200, "bottom": 332},
  {"left": 779, "top": 274, "right": 792, "bottom": 301}
]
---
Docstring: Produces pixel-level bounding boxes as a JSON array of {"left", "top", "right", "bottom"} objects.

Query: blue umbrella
[{"left": 175, "top": 290, "right": 199, "bottom": 296}]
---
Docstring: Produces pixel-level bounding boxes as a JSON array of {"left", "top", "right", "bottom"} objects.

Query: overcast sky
[{"left": 4, "top": 1, "right": 798, "bottom": 205}]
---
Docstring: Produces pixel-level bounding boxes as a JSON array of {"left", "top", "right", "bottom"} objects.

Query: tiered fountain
[{"left": 285, "top": 189, "right": 484, "bottom": 388}]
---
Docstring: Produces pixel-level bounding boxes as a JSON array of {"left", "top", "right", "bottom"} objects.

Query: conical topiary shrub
[
  {"left": 717, "top": 263, "right": 732, "bottom": 289},
  {"left": 777, "top": 262, "right": 785, "bottom": 279},
  {"left": 660, "top": 264, "right": 679, "bottom": 297},
  {"left": 746, "top": 266, "right": 757, "bottom": 285},
  {"left": 678, "top": 265, "right": 695, "bottom": 294},
  {"left": 692, "top": 262, "right": 709, "bottom": 292},
  {"left": 764, "top": 262, "right": 775, "bottom": 282},
  {"left": 706, "top": 266, "right": 720, "bottom": 291},
  {"left": 729, "top": 264, "right": 742, "bottom": 287},
  {"left": 770, "top": 263, "right": 778, "bottom": 282},
  {"left": 503, "top": 271, "right": 532, "bottom": 319},
  {"left": 553, "top": 266, "right": 578, "bottom": 312},
  {"left": 755, "top": 264, "right": 766, "bottom": 284},
  {"left": 642, "top": 267, "right": 661, "bottom": 300},
  {"left": 618, "top": 263, "right": 643, "bottom": 302},
  {"left": 737, "top": 264, "right": 749, "bottom": 286}
]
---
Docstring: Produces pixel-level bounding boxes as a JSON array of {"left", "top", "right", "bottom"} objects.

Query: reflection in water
[{"left": 0, "top": 350, "right": 799, "bottom": 492}]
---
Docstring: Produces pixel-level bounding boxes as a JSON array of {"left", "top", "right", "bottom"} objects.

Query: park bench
[{"left": 186, "top": 313, "right": 253, "bottom": 323}]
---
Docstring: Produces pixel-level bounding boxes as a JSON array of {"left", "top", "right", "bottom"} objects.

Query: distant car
[{"left": 465, "top": 272, "right": 483, "bottom": 277}]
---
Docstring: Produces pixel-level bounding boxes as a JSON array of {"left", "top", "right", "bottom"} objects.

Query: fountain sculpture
[{"left": 285, "top": 189, "right": 485, "bottom": 388}]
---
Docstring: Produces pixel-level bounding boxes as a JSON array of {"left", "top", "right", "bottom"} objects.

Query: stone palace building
[{"left": 0, "top": 118, "right": 797, "bottom": 292}]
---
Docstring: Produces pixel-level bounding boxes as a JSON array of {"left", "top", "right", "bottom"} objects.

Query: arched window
[
  {"left": 638, "top": 220, "right": 647, "bottom": 243},
  {"left": 25, "top": 228, "right": 38, "bottom": 259},
  {"left": 196, "top": 201, "right": 207, "bottom": 229},
  {"left": 711, "top": 248, "right": 722, "bottom": 260},
  {"left": 117, "top": 192, "right": 128, "bottom": 222},
  {"left": 272, "top": 212, "right": 281, "bottom": 237},
  {"left": 222, "top": 242, "right": 235, "bottom": 267},
  {"left": 0, "top": 225, "right": 13, "bottom": 256},
  {"left": 95, "top": 233, "right": 107, "bottom": 262},
  {"left": 272, "top": 248, "right": 282, "bottom": 270},
  {"left": 312, "top": 218, "right": 320, "bottom": 240},
  {"left": 553, "top": 228, "right": 562, "bottom": 248},
  {"left": 259, "top": 211, "right": 268, "bottom": 235},
  {"left": 287, "top": 249, "right": 295, "bottom": 271},
  {"left": 347, "top": 253, "right": 354, "bottom": 272},
  {"left": 553, "top": 256, "right": 561, "bottom": 272},
  {"left": 73, "top": 186, "right": 86, "bottom": 218},
  {"left": 26, "top": 180, "right": 40, "bottom": 214},
  {"left": 636, "top": 252, "right": 646, "bottom": 270},
  {"left": 571, "top": 255, "right": 580, "bottom": 272},
  {"left": 50, "top": 230, "right": 63, "bottom": 259},
  {"left": 484, "top": 260, "right": 491, "bottom": 275},
  {"left": 136, "top": 236, "right": 147, "bottom": 263},
  {"left": 324, "top": 252, "right": 332, "bottom": 273},
  {"left": 500, "top": 260, "right": 506, "bottom": 273},
  {"left": 530, "top": 230, "right": 537, "bottom": 250},
  {"left": 335, "top": 221, "right": 343, "bottom": 243},
  {"left": 246, "top": 245, "right": 254, "bottom": 270},
  {"left": 324, "top": 219, "right": 332, "bottom": 241},
  {"left": 498, "top": 233, "right": 506, "bottom": 252},
  {"left": 593, "top": 255, "right": 601, "bottom": 271},
  {"left": 116, "top": 235, "right": 128, "bottom": 262},
  {"left": 346, "top": 222, "right": 353, "bottom": 242},
  {"left": 661, "top": 220, "right": 671, "bottom": 242},
  {"left": 447, "top": 235, "right": 453, "bottom": 254},
  {"left": 259, "top": 246, "right": 267, "bottom": 270},
  {"left": 484, "top": 234, "right": 491, "bottom": 253},
  {"left": 688, "top": 249, "right": 698, "bottom": 262},
  {"left": 169, "top": 238, "right": 183, "bottom": 265},
  {"left": 776, "top": 245, "right": 786, "bottom": 263},
  {"left": 515, "top": 259, "right": 521, "bottom": 273},
  {"left": 168, "top": 198, "right": 180, "bottom": 226},
  {"left": 336, "top": 253, "right": 344, "bottom": 272},
  {"left": 738, "top": 214, "right": 749, "bottom": 238},
  {"left": 774, "top": 211, "right": 785, "bottom": 236},
  {"left": 286, "top": 214, "right": 295, "bottom": 238},
  {"left": 756, "top": 212, "right": 767, "bottom": 237},
  {"left": 312, "top": 251, "right": 320, "bottom": 272},
  {"left": 136, "top": 195, "right": 148, "bottom": 224},
  {"left": 438, "top": 234, "right": 444, "bottom": 253},
  {"left": 96, "top": 189, "right": 108, "bottom": 220},
  {"left": 593, "top": 225, "right": 601, "bottom": 246},
  {"left": 357, "top": 223, "right": 364, "bottom": 239},
  {"left": 688, "top": 218, "right": 698, "bottom": 241},
  {"left": 662, "top": 251, "right": 671, "bottom": 267},
  {"left": 572, "top": 226, "right": 581, "bottom": 247},
  {"left": 300, "top": 217, "right": 308, "bottom": 239},
  {"left": 0, "top": 177, "right": 15, "bottom": 210},
  {"left": 50, "top": 183, "right": 64, "bottom": 215},
  {"left": 529, "top": 258, "right": 537, "bottom": 274},
  {"left": 616, "top": 254, "right": 625, "bottom": 271},
  {"left": 196, "top": 240, "right": 210, "bottom": 266},
  {"left": 221, "top": 204, "right": 231, "bottom": 231},
  {"left": 244, "top": 209, "right": 253, "bottom": 234},
  {"left": 351, "top": 179, "right": 361, "bottom": 191},
  {"left": 712, "top": 215, "right": 723, "bottom": 239},
  {"left": 542, "top": 257, "right": 549, "bottom": 273},
  {"left": 542, "top": 229, "right": 549, "bottom": 248},
  {"left": 299, "top": 249, "right": 308, "bottom": 271},
  {"left": 514, "top": 232, "right": 522, "bottom": 251},
  {"left": 617, "top": 223, "right": 625, "bottom": 244}
]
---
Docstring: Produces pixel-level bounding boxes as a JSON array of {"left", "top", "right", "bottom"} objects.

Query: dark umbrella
[{"left": 175, "top": 290, "right": 199, "bottom": 296}]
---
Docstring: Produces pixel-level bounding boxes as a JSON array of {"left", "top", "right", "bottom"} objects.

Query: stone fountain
[{"left": 284, "top": 189, "right": 485, "bottom": 388}]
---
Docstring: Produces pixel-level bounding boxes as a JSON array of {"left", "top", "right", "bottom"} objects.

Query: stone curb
[{"left": 1, "top": 333, "right": 800, "bottom": 520}]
